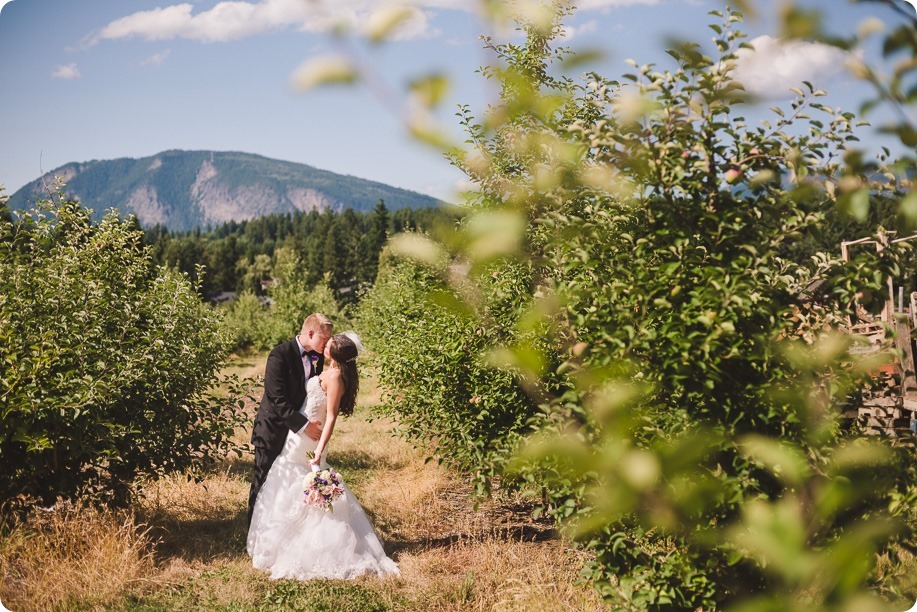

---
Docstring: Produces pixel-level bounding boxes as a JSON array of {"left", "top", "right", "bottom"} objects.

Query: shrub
[
  {"left": 222, "top": 290, "right": 271, "bottom": 352},
  {"left": 357, "top": 247, "right": 541, "bottom": 494},
  {"left": 0, "top": 193, "right": 249, "bottom": 505},
  {"left": 268, "top": 246, "right": 348, "bottom": 334}
]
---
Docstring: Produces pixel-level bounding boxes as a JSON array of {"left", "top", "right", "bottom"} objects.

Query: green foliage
[
  {"left": 357, "top": 248, "right": 541, "bottom": 495},
  {"left": 357, "top": 4, "right": 914, "bottom": 609},
  {"left": 775, "top": 0, "right": 915, "bottom": 230},
  {"left": 220, "top": 291, "right": 275, "bottom": 352},
  {"left": 0, "top": 193, "right": 249, "bottom": 505},
  {"left": 803, "top": 1, "right": 917, "bottom": 154},
  {"left": 0, "top": 188, "right": 11, "bottom": 224},
  {"left": 264, "top": 246, "right": 347, "bottom": 341},
  {"left": 222, "top": 248, "right": 346, "bottom": 353},
  {"left": 238, "top": 253, "right": 274, "bottom": 295},
  {"left": 365, "top": 200, "right": 390, "bottom": 283}
]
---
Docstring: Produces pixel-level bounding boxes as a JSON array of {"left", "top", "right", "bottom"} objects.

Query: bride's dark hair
[{"left": 328, "top": 334, "right": 359, "bottom": 416}]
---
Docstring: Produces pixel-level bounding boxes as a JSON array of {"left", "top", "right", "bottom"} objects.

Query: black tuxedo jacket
[{"left": 251, "top": 338, "right": 324, "bottom": 455}]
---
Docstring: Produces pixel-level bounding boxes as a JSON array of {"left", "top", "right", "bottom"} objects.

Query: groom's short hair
[{"left": 302, "top": 313, "right": 333, "bottom": 335}]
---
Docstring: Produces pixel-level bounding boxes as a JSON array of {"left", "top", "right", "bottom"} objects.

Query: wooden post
[{"left": 876, "top": 230, "right": 895, "bottom": 324}]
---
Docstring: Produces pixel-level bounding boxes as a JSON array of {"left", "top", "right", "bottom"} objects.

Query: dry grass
[
  {"left": 327, "top": 380, "right": 604, "bottom": 610},
  {"left": 393, "top": 538, "right": 601, "bottom": 611},
  {"left": 0, "top": 355, "right": 604, "bottom": 611},
  {"left": 0, "top": 501, "right": 155, "bottom": 611},
  {"left": 135, "top": 469, "right": 250, "bottom": 563}
]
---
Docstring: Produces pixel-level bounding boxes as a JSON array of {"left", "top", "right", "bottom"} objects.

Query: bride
[{"left": 247, "top": 332, "right": 399, "bottom": 580}]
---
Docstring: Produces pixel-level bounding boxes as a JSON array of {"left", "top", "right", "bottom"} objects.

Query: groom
[{"left": 248, "top": 313, "right": 333, "bottom": 526}]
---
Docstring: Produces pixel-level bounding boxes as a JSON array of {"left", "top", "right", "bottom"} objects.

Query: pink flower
[{"left": 304, "top": 468, "right": 344, "bottom": 510}]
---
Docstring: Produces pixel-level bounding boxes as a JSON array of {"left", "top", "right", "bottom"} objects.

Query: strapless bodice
[
  {"left": 302, "top": 376, "right": 327, "bottom": 424},
  {"left": 278, "top": 376, "right": 328, "bottom": 467}
]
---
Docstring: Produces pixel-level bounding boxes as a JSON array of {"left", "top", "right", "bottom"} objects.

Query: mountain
[{"left": 6, "top": 150, "right": 441, "bottom": 232}]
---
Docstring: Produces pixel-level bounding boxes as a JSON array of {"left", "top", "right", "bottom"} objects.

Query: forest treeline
[
  {"left": 142, "top": 201, "right": 460, "bottom": 300},
  {"left": 145, "top": 193, "right": 915, "bottom": 305}
]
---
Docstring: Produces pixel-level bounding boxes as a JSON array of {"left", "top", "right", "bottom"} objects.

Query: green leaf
[
  {"left": 365, "top": 5, "right": 417, "bottom": 43},
  {"left": 289, "top": 55, "right": 358, "bottom": 91},
  {"left": 409, "top": 73, "right": 451, "bottom": 109},
  {"left": 900, "top": 190, "right": 917, "bottom": 226},
  {"left": 740, "top": 435, "right": 811, "bottom": 486},
  {"left": 837, "top": 187, "right": 870, "bottom": 221},
  {"left": 463, "top": 210, "right": 526, "bottom": 262}
]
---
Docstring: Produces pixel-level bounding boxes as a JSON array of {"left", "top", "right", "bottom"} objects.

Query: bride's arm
[{"left": 310, "top": 371, "right": 344, "bottom": 466}]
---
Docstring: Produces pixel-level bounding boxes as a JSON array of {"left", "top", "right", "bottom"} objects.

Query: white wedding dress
[{"left": 247, "top": 376, "right": 399, "bottom": 580}]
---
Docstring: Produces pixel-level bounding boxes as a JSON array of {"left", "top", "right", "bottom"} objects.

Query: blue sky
[{"left": 0, "top": 0, "right": 914, "bottom": 203}]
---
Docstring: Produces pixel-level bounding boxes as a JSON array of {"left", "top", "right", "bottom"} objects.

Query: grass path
[{"left": 1, "top": 354, "right": 603, "bottom": 611}]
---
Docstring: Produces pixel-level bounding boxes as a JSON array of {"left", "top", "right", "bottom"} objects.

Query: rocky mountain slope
[{"left": 7, "top": 150, "right": 440, "bottom": 231}]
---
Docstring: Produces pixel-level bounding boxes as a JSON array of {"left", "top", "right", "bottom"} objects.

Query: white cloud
[
  {"left": 52, "top": 63, "right": 81, "bottom": 79},
  {"left": 452, "top": 177, "right": 480, "bottom": 194},
  {"left": 558, "top": 18, "right": 599, "bottom": 41},
  {"left": 363, "top": 7, "right": 440, "bottom": 41},
  {"left": 90, "top": 0, "right": 440, "bottom": 46},
  {"left": 141, "top": 49, "right": 172, "bottom": 67},
  {"left": 576, "top": 19, "right": 599, "bottom": 34},
  {"left": 88, "top": 0, "right": 660, "bottom": 47},
  {"left": 732, "top": 35, "right": 848, "bottom": 99},
  {"left": 577, "top": 0, "right": 660, "bottom": 8},
  {"left": 405, "top": 0, "right": 659, "bottom": 10},
  {"left": 95, "top": 2, "right": 296, "bottom": 43}
]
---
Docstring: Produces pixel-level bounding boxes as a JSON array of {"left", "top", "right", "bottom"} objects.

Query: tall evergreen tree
[
  {"left": 339, "top": 207, "right": 363, "bottom": 296},
  {"left": 365, "top": 199, "right": 389, "bottom": 284},
  {"left": 205, "top": 235, "right": 240, "bottom": 293},
  {"left": 322, "top": 219, "right": 345, "bottom": 293}
]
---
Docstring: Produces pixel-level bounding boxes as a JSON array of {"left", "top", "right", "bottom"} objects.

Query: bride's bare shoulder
[{"left": 319, "top": 368, "right": 342, "bottom": 385}]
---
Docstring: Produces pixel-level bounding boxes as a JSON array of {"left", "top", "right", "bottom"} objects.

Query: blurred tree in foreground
[{"left": 354, "top": 1, "right": 915, "bottom": 608}]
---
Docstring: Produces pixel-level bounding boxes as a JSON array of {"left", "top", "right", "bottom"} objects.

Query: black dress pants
[{"left": 248, "top": 443, "right": 282, "bottom": 527}]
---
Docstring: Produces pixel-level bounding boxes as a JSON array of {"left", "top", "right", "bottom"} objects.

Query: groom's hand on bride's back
[{"left": 303, "top": 421, "right": 322, "bottom": 441}]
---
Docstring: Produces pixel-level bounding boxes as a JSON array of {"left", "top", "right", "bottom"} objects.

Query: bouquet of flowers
[{"left": 303, "top": 468, "right": 345, "bottom": 511}]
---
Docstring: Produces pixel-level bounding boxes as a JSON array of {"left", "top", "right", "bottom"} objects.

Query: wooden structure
[{"left": 841, "top": 232, "right": 917, "bottom": 442}]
